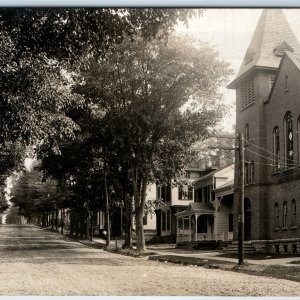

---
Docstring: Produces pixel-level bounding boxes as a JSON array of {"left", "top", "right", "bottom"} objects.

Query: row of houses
[{"left": 49, "top": 162, "right": 235, "bottom": 248}]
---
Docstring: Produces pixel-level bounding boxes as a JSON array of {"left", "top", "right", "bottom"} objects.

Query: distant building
[{"left": 228, "top": 9, "right": 300, "bottom": 253}]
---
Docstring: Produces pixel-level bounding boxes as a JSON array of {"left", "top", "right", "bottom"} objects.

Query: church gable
[{"left": 267, "top": 51, "right": 300, "bottom": 104}]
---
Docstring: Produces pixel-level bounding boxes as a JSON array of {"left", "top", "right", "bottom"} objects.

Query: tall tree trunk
[
  {"left": 55, "top": 209, "right": 58, "bottom": 230},
  {"left": 51, "top": 211, "right": 54, "bottom": 229},
  {"left": 132, "top": 170, "right": 148, "bottom": 252},
  {"left": 104, "top": 172, "right": 111, "bottom": 248},
  {"left": 61, "top": 209, "right": 64, "bottom": 235},
  {"left": 122, "top": 193, "right": 133, "bottom": 249}
]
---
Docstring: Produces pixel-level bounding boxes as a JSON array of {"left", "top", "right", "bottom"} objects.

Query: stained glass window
[
  {"left": 273, "top": 127, "right": 280, "bottom": 170},
  {"left": 285, "top": 112, "right": 293, "bottom": 167}
]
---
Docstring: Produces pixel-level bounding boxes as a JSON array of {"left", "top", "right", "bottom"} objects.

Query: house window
[
  {"left": 273, "top": 126, "right": 280, "bottom": 171},
  {"left": 156, "top": 183, "right": 171, "bottom": 202},
  {"left": 245, "top": 124, "right": 249, "bottom": 144},
  {"left": 241, "top": 78, "right": 255, "bottom": 109},
  {"left": 194, "top": 188, "right": 202, "bottom": 203},
  {"left": 275, "top": 203, "right": 279, "bottom": 228},
  {"left": 283, "top": 201, "right": 288, "bottom": 228},
  {"left": 167, "top": 210, "right": 171, "bottom": 231},
  {"left": 162, "top": 211, "right": 166, "bottom": 231},
  {"left": 178, "top": 184, "right": 193, "bottom": 200},
  {"left": 143, "top": 214, "right": 148, "bottom": 226},
  {"left": 285, "top": 75, "right": 289, "bottom": 91},
  {"left": 292, "top": 200, "right": 297, "bottom": 227},
  {"left": 285, "top": 112, "right": 293, "bottom": 168}
]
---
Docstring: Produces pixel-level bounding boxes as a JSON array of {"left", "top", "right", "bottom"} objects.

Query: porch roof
[{"left": 175, "top": 202, "right": 215, "bottom": 218}]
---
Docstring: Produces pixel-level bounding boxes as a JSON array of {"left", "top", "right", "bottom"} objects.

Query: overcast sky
[{"left": 178, "top": 9, "right": 300, "bottom": 131}]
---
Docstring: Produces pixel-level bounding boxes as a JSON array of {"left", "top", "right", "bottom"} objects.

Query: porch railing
[{"left": 177, "top": 231, "right": 234, "bottom": 243}]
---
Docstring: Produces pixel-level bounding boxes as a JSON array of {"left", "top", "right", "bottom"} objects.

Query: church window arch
[
  {"left": 245, "top": 124, "right": 249, "bottom": 145},
  {"left": 275, "top": 202, "right": 279, "bottom": 228},
  {"left": 273, "top": 126, "right": 280, "bottom": 171},
  {"left": 292, "top": 199, "right": 297, "bottom": 227},
  {"left": 283, "top": 201, "right": 288, "bottom": 228},
  {"left": 285, "top": 75, "right": 289, "bottom": 91},
  {"left": 284, "top": 112, "right": 293, "bottom": 168}
]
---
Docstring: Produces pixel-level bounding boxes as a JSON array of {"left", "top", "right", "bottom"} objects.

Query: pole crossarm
[
  {"left": 208, "top": 146, "right": 237, "bottom": 150},
  {"left": 208, "top": 135, "right": 236, "bottom": 139}
]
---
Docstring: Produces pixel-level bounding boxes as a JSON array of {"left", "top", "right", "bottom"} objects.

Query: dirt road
[{"left": 0, "top": 224, "right": 299, "bottom": 296}]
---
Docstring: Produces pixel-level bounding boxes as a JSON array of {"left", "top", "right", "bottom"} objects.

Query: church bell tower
[{"left": 228, "top": 9, "right": 300, "bottom": 241}]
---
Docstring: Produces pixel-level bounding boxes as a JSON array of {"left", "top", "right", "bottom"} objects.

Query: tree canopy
[{"left": 73, "top": 34, "right": 232, "bottom": 250}]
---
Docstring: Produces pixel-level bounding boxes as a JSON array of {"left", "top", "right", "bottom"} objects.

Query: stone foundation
[{"left": 250, "top": 238, "right": 300, "bottom": 254}]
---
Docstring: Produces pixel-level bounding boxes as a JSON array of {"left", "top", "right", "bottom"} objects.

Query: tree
[
  {"left": 9, "top": 161, "right": 59, "bottom": 224},
  {"left": 0, "top": 9, "right": 201, "bottom": 226},
  {"left": 74, "top": 34, "right": 232, "bottom": 251},
  {"left": 0, "top": 9, "right": 200, "bottom": 156}
]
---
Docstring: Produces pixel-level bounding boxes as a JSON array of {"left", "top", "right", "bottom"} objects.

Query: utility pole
[
  {"left": 209, "top": 133, "right": 245, "bottom": 265},
  {"left": 238, "top": 132, "right": 245, "bottom": 265}
]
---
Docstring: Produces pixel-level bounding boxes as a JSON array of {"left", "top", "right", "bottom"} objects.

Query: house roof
[
  {"left": 175, "top": 202, "right": 215, "bottom": 217},
  {"left": 193, "top": 163, "right": 234, "bottom": 186},
  {"left": 214, "top": 179, "right": 234, "bottom": 192},
  {"left": 228, "top": 9, "right": 300, "bottom": 89}
]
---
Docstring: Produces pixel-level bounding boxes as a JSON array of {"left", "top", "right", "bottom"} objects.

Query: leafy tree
[
  {"left": 74, "top": 34, "right": 232, "bottom": 251},
  {"left": 191, "top": 129, "right": 236, "bottom": 169},
  {"left": 0, "top": 9, "right": 200, "bottom": 157},
  {"left": 10, "top": 162, "right": 59, "bottom": 223},
  {"left": 0, "top": 9, "right": 201, "bottom": 229}
]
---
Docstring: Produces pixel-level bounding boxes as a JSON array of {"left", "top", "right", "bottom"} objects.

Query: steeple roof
[{"left": 228, "top": 9, "right": 300, "bottom": 89}]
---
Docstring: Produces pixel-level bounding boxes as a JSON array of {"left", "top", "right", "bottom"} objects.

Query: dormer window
[
  {"left": 241, "top": 78, "right": 255, "bottom": 109},
  {"left": 273, "top": 41, "right": 294, "bottom": 57}
]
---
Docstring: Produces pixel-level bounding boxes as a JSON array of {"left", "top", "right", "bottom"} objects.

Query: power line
[
  {"left": 248, "top": 141, "right": 300, "bottom": 165},
  {"left": 246, "top": 147, "right": 300, "bottom": 169}
]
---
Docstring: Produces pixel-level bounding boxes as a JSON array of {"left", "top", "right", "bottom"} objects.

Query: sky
[{"left": 177, "top": 8, "right": 300, "bottom": 131}]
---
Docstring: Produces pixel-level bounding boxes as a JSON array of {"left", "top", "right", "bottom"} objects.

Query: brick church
[{"left": 228, "top": 9, "right": 300, "bottom": 253}]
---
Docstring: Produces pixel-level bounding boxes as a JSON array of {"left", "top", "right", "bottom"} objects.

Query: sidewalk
[
  {"left": 89, "top": 235, "right": 300, "bottom": 267},
  {"left": 44, "top": 227, "right": 300, "bottom": 267}
]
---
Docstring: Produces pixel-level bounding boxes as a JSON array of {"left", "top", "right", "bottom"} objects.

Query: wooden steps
[{"left": 222, "top": 241, "right": 256, "bottom": 254}]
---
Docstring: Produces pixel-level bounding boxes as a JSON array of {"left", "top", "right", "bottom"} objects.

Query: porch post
[
  {"left": 195, "top": 213, "right": 198, "bottom": 242},
  {"left": 214, "top": 211, "right": 218, "bottom": 241},
  {"left": 189, "top": 216, "right": 191, "bottom": 242},
  {"left": 183, "top": 217, "right": 185, "bottom": 237}
]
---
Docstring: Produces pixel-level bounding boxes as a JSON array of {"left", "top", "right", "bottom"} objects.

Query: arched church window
[
  {"left": 250, "top": 161, "right": 254, "bottom": 183},
  {"left": 285, "top": 112, "right": 293, "bottom": 168},
  {"left": 291, "top": 200, "right": 297, "bottom": 227},
  {"left": 275, "top": 202, "right": 279, "bottom": 228},
  {"left": 283, "top": 201, "right": 288, "bottom": 228},
  {"left": 273, "top": 126, "right": 280, "bottom": 171},
  {"left": 245, "top": 162, "right": 249, "bottom": 184},
  {"left": 245, "top": 124, "right": 249, "bottom": 144}
]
